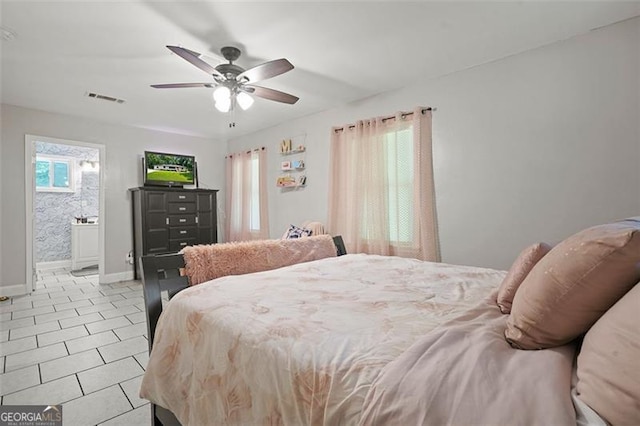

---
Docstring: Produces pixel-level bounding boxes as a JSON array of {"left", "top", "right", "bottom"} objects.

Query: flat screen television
[{"left": 144, "top": 151, "right": 196, "bottom": 187}]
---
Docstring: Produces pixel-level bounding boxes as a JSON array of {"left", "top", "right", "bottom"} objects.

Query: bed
[{"left": 139, "top": 225, "right": 640, "bottom": 425}]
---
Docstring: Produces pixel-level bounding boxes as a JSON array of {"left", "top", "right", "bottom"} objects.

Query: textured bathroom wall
[{"left": 35, "top": 142, "right": 99, "bottom": 263}]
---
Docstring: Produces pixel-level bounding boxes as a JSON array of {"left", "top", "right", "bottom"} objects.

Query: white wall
[
  {"left": 0, "top": 105, "right": 225, "bottom": 292},
  {"left": 228, "top": 17, "right": 640, "bottom": 270}
]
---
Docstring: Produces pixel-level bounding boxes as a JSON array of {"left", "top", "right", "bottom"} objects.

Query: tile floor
[{"left": 0, "top": 268, "right": 152, "bottom": 425}]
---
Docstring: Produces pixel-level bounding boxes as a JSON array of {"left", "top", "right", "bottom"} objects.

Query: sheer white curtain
[
  {"left": 327, "top": 107, "right": 439, "bottom": 261},
  {"left": 225, "top": 148, "right": 269, "bottom": 242}
]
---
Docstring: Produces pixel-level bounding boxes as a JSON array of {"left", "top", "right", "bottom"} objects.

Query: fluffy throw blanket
[{"left": 181, "top": 235, "right": 337, "bottom": 285}]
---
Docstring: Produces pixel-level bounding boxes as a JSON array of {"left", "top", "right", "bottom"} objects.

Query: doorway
[{"left": 25, "top": 135, "right": 106, "bottom": 291}]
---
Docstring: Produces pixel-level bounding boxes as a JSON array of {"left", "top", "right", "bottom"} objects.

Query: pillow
[
  {"left": 505, "top": 218, "right": 640, "bottom": 349},
  {"left": 303, "top": 221, "right": 326, "bottom": 236},
  {"left": 576, "top": 283, "right": 640, "bottom": 425},
  {"left": 496, "top": 242, "right": 552, "bottom": 314},
  {"left": 285, "top": 224, "right": 313, "bottom": 239}
]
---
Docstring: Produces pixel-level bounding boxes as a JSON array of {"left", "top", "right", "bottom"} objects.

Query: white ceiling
[{"left": 1, "top": 1, "right": 639, "bottom": 140}]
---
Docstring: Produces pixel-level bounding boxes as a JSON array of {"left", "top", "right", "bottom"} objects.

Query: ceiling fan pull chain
[{"left": 229, "top": 102, "right": 237, "bottom": 127}]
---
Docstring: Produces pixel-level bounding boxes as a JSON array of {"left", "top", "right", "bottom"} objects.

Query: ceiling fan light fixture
[
  {"left": 215, "top": 97, "right": 231, "bottom": 112},
  {"left": 237, "top": 92, "right": 254, "bottom": 110},
  {"left": 213, "top": 86, "right": 231, "bottom": 103}
]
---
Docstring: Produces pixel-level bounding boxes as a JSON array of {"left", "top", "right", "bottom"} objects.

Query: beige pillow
[
  {"left": 496, "top": 243, "right": 552, "bottom": 314},
  {"left": 505, "top": 218, "right": 640, "bottom": 349},
  {"left": 576, "top": 283, "right": 640, "bottom": 425}
]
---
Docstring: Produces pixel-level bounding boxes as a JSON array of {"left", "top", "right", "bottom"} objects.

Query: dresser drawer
[
  {"left": 169, "top": 227, "right": 197, "bottom": 239},
  {"left": 168, "top": 203, "right": 196, "bottom": 214},
  {"left": 169, "top": 238, "right": 197, "bottom": 251},
  {"left": 167, "top": 192, "right": 196, "bottom": 203},
  {"left": 168, "top": 215, "right": 196, "bottom": 226}
]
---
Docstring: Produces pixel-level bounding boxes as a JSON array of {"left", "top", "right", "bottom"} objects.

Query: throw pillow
[
  {"left": 285, "top": 224, "right": 313, "bottom": 239},
  {"left": 496, "top": 242, "right": 552, "bottom": 314},
  {"left": 505, "top": 218, "right": 640, "bottom": 349}
]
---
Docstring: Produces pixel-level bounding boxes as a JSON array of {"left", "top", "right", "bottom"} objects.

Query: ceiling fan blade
[
  {"left": 151, "top": 83, "right": 214, "bottom": 89},
  {"left": 245, "top": 85, "right": 299, "bottom": 104},
  {"left": 237, "top": 59, "right": 294, "bottom": 83},
  {"left": 166, "top": 45, "right": 223, "bottom": 78}
]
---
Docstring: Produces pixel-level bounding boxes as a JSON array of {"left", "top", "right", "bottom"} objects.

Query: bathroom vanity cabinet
[
  {"left": 129, "top": 187, "right": 218, "bottom": 279},
  {"left": 71, "top": 222, "right": 99, "bottom": 270}
]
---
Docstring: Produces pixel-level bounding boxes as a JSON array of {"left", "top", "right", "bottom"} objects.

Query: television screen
[{"left": 144, "top": 151, "right": 195, "bottom": 186}]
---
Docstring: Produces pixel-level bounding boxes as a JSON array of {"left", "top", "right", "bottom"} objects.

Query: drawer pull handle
[
  {"left": 179, "top": 207, "right": 186, "bottom": 211},
  {"left": 180, "top": 231, "right": 187, "bottom": 234},
  {"left": 179, "top": 219, "right": 186, "bottom": 223},
  {"left": 166, "top": 218, "right": 169, "bottom": 225},
  {"left": 179, "top": 195, "right": 186, "bottom": 199},
  {"left": 180, "top": 242, "right": 187, "bottom": 246}
]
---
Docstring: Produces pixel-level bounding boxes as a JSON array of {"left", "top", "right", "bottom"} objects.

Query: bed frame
[{"left": 140, "top": 236, "right": 347, "bottom": 426}]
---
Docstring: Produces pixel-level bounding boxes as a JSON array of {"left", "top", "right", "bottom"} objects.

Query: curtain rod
[
  {"left": 333, "top": 107, "right": 434, "bottom": 133},
  {"left": 226, "top": 146, "right": 265, "bottom": 159}
]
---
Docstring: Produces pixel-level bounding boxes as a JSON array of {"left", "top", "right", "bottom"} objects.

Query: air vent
[{"left": 85, "top": 92, "right": 126, "bottom": 104}]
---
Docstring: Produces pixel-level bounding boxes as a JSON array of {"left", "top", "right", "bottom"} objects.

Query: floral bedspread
[{"left": 140, "top": 253, "right": 505, "bottom": 425}]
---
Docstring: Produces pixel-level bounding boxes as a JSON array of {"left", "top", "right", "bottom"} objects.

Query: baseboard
[
  {"left": 100, "top": 271, "right": 135, "bottom": 284},
  {"left": 72, "top": 260, "right": 98, "bottom": 271},
  {"left": 36, "top": 260, "right": 72, "bottom": 271},
  {"left": 0, "top": 283, "right": 30, "bottom": 297}
]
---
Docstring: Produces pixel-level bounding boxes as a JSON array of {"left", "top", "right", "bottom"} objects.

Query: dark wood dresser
[{"left": 129, "top": 187, "right": 218, "bottom": 279}]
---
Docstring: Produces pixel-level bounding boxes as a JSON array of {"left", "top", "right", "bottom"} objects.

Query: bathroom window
[{"left": 35, "top": 154, "right": 75, "bottom": 192}]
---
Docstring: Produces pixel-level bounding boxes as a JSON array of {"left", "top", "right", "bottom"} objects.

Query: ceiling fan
[{"left": 152, "top": 45, "right": 299, "bottom": 112}]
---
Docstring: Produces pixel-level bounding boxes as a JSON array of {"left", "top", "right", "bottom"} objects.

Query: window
[
  {"left": 328, "top": 108, "right": 439, "bottom": 261},
  {"left": 225, "top": 148, "right": 269, "bottom": 241},
  {"left": 360, "top": 126, "right": 415, "bottom": 244},
  {"left": 35, "top": 155, "right": 75, "bottom": 192},
  {"left": 250, "top": 154, "right": 261, "bottom": 231},
  {"left": 384, "top": 127, "right": 414, "bottom": 243}
]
